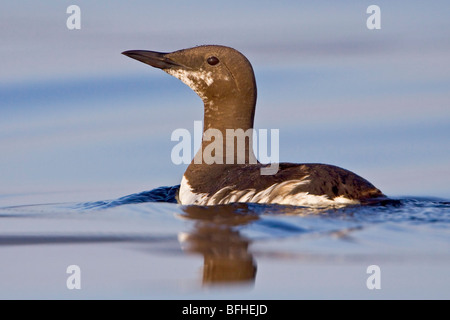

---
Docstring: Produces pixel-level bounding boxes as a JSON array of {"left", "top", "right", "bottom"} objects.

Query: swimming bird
[{"left": 122, "top": 45, "right": 385, "bottom": 207}]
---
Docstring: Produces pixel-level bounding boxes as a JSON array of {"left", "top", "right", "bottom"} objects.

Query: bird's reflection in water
[
  {"left": 174, "top": 200, "right": 387, "bottom": 285},
  {"left": 177, "top": 203, "right": 259, "bottom": 285}
]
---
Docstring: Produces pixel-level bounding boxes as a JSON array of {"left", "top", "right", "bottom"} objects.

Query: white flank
[
  {"left": 179, "top": 175, "right": 360, "bottom": 208},
  {"left": 179, "top": 175, "right": 209, "bottom": 205}
]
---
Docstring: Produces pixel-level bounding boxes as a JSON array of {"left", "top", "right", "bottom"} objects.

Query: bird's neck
[{"left": 194, "top": 95, "right": 257, "bottom": 166}]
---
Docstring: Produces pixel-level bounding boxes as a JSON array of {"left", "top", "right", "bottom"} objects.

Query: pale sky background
[{"left": 1, "top": 0, "right": 450, "bottom": 200}]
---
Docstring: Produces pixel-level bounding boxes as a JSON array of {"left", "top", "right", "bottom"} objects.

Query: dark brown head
[{"left": 122, "top": 45, "right": 257, "bottom": 131}]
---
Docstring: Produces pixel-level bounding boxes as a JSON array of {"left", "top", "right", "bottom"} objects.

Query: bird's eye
[{"left": 207, "top": 56, "right": 220, "bottom": 66}]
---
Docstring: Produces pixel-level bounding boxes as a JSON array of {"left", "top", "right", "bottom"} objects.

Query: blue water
[
  {"left": 1, "top": 187, "right": 449, "bottom": 299},
  {"left": 77, "top": 185, "right": 450, "bottom": 226},
  {"left": 1, "top": 1, "right": 450, "bottom": 299}
]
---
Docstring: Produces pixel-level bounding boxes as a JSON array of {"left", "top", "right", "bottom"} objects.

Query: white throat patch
[{"left": 165, "top": 69, "right": 213, "bottom": 100}]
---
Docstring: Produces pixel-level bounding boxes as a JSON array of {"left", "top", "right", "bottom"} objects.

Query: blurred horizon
[{"left": 1, "top": 1, "right": 450, "bottom": 201}]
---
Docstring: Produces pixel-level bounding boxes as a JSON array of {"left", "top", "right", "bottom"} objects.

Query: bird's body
[
  {"left": 180, "top": 163, "right": 383, "bottom": 206},
  {"left": 123, "top": 45, "right": 385, "bottom": 207}
]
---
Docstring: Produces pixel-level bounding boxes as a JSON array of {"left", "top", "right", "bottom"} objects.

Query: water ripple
[{"left": 73, "top": 185, "right": 450, "bottom": 226}]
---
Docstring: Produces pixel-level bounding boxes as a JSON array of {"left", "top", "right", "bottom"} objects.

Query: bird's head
[{"left": 122, "top": 45, "right": 256, "bottom": 106}]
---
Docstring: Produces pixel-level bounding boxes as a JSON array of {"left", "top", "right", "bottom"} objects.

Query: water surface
[
  {"left": 1, "top": 0, "right": 450, "bottom": 300},
  {"left": 1, "top": 187, "right": 449, "bottom": 299}
]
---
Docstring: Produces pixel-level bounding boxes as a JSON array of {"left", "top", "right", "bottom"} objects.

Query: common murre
[{"left": 122, "top": 45, "right": 385, "bottom": 207}]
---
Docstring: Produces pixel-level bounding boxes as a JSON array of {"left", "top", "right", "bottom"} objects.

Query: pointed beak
[{"left": 122, "top": 50, "right": 182, "bottom": 69}]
